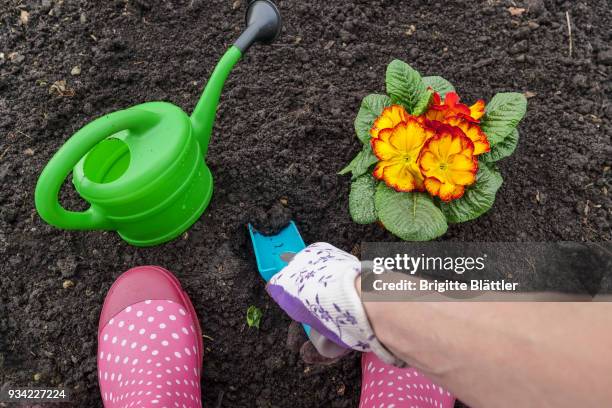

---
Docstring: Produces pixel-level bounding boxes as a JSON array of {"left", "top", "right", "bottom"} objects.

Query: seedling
[
  {"left": 341, "top": 59, "right": 527, "bottom": 241},
  {"left": 246, "top": 305, "right": 263, "bottom": 329}
]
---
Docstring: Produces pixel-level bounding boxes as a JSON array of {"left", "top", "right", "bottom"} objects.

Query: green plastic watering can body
[
  {"left": 35, "top": 0, "right": 282, "bottom": 246},
  {"left": 35, "top": 101, "right": 214, "bottom": 246}
]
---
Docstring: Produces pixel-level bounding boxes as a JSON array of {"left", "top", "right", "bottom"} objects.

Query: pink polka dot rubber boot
[
  {"left": 97, "top": 266, "right": 203, "bottom": 408},
  {"left": 359, "top": 352, "right": 455, "bottom": 408}
]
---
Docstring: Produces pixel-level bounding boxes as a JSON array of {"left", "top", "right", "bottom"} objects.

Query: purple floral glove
[{"left": 266, "top": 242, "right": 404, "bottom": 367}]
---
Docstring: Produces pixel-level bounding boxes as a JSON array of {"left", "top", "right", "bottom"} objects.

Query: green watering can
[{"left": 35, "top": 1, "right": 281, "bottom": 247}]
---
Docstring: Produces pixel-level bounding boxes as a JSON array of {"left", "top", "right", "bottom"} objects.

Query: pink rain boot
[
  {"left": 359, "top": 353, "right": 455, "bottom": 408},
  {"left": 97, "top": 266, "right": 203, "bottom": 408}
]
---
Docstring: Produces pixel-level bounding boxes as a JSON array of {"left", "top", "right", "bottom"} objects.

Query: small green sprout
[{"left": 246, "top": 305, "right": 263, "bottom": 329}]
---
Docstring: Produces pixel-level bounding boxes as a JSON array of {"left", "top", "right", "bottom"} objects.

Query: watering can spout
[{"left": 190, "top": 0, "right": 281, "bottom": 157}]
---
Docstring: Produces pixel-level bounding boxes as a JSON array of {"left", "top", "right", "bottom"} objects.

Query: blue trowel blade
[{"left": 248, "top": 221, "right": 306, "bottom": 282}]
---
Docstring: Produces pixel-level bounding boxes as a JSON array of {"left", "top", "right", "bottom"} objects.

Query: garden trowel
[{"left": 248, "top": 221, "right": 312, "bottom": 337}]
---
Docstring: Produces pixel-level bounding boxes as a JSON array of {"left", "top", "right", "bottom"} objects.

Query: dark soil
[{"left": 0, "top": 0, "right": 610, "bottom": 407}]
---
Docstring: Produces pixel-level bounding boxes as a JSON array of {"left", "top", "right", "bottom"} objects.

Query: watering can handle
[{"left": 34, "top": 108, "right": 159, "bottom": 230}]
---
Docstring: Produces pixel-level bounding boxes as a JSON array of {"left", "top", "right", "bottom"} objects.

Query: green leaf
[
  {"left": 422, "top": 76, "right": 456, "bottom": 98},
  {"left": 412, "top": 88, "right": 434, "bottom": 116},
  {"left": 375, "top": 184, "right": 447, "bottom": 241},
  {"left": 440, "top": 163, "right": 503, "bottom": 223},
  {"left": 339, "top": 144, "right": 378, "bottom": 178},
  {"left": 385, "top": 60, "right": 428, "bottom": 114},
  {"left": 354, "top": 94, "right": 392, "bottom": 144},
  {"left": 246, "top": 305, "right": 262, "bottom": 329},
  {"left": 480, "top": 92, "right": 527, "bottom": 145},
  {"left": 349, "top": 174, "right": 378, "bottom": 224},
  {"left": 480, "top": 128, "right": 519, "bottom": 163}
]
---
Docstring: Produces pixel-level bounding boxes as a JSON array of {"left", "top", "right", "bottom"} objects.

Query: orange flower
[
  {"left": 431, "top": 117, "right": 490, "bottom": 155},
  {"left": 425, "top": 92, "right": 485, "bottom": 123},
  {"left": 418, "top": 127, "right": 478, "bottom": 202},
  {"left": 370, "top": 105, "right": 409, "bottom": 139},
  {"left": 469, "top": 99, "right": 485, "bottom": 120},
  {"left": 371, "top": 118, "right": 435, "bottom": 192}
]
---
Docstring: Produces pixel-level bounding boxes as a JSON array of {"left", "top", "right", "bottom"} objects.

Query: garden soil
[{"left": 0, "top": 0, "right": 610, "bottom": 407}]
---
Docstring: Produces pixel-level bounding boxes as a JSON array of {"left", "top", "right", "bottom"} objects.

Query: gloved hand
[{"left": 266, "top": 242, "right": 404, "bottom": 367}]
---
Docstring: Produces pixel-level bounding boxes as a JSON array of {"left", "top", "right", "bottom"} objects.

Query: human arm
[{"left": 360, "top": 277, "right": 612, "bottom": 408}]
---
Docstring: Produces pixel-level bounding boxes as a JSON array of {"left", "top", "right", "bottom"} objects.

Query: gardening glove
[{"left": 266, "top": 242, "right": 405, "bottom": 367}]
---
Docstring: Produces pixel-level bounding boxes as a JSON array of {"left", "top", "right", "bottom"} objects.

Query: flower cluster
[
  {"left": 341, "top": 59, "right": 527, "bottom": 241},
  {"left": 370, "top": 92, "right": 490, "bottom": 202}
]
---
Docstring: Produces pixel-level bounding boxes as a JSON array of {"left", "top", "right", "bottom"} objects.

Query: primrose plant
[{"left": 340, "top": 59, "right": 527, "bottom": 241}]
